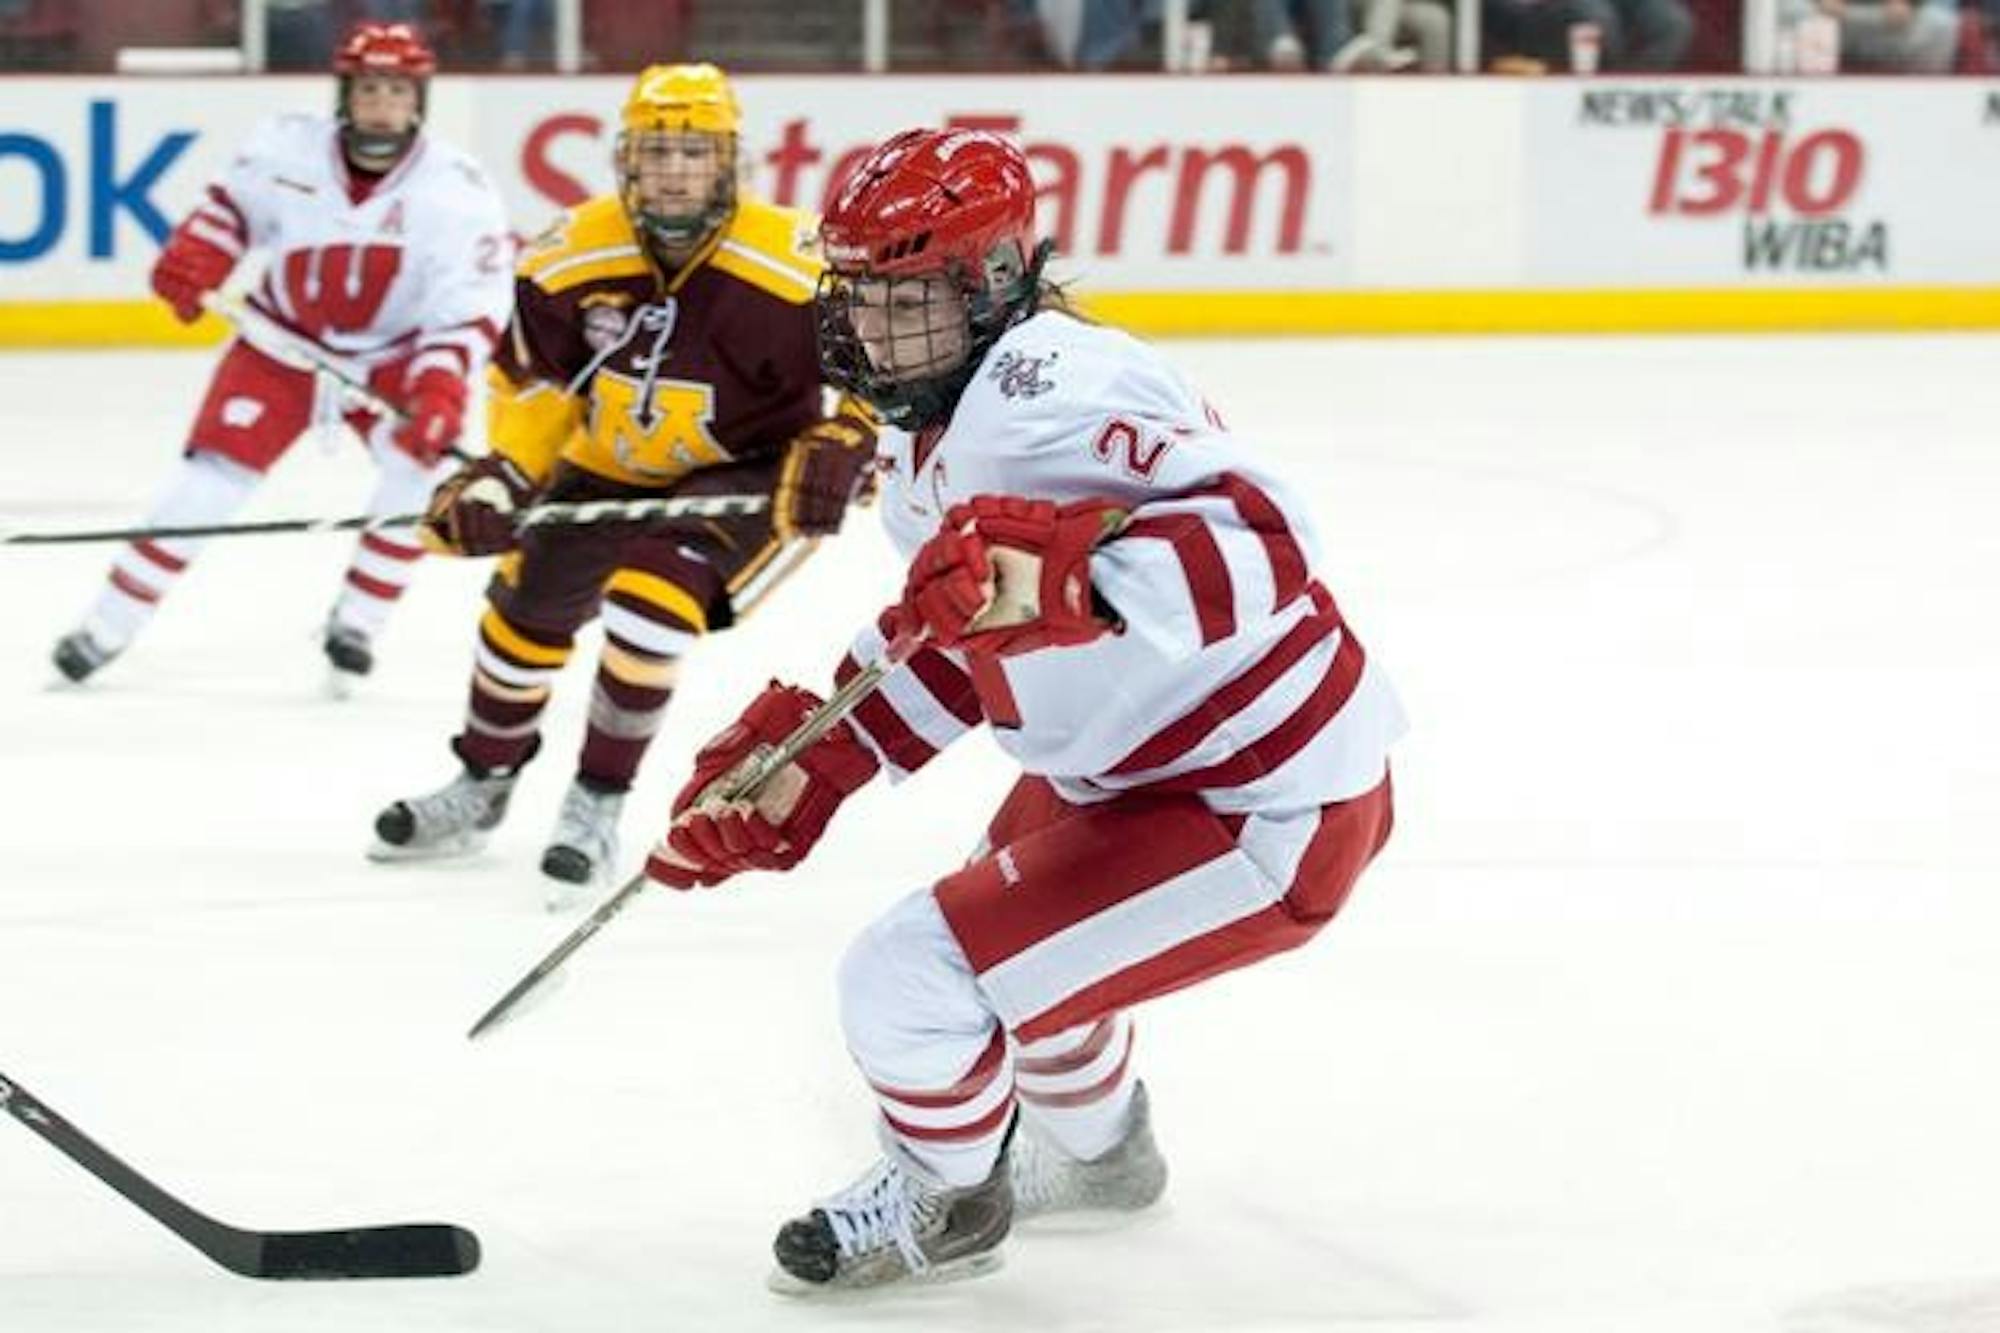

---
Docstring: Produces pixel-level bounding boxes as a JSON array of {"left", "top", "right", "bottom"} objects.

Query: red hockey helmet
[
  {"left": 333, "top": 22, "right": 435, "bottom": 171},
  {"left": 816, "top": 128, "right": 1049, "bottom": 428},
  {"left": 333, "top": 21, "right": 438, "bottom": 79}
]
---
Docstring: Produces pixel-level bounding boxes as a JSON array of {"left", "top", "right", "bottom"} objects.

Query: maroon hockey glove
[
  {"left": 645, "top": 681, "right": 879, "bottom": 890},
  {"left": 423, "top": 454, "right": 537, "bottom": 556},
  {"left": 899, "top": 496, "right": 1125, "bottom": 657},
  {"left": 393, "top": 367, "right": 468, "bottom": 465},
  {"left": 774, "top": 412, "right": 879, "bottom": 539},
  {"left": 149, "top": 223, "right": 236, "bottom": 324}
]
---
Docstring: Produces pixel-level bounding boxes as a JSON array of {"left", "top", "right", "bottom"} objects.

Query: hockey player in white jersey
[
  {"left": 51, "top": 21, "right": 513, "bottom": 689},
  {"left": 642, "top": 127, "right": 1406, "bottom": 1293}
]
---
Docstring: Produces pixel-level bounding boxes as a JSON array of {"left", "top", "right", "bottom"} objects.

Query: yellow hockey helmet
[{"left": 620, "top": 62, "right": 741, "bottom": 138}]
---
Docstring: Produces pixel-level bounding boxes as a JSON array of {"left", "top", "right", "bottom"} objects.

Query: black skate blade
[
  {"left": 254, "top": 1223, "right": 481, "bottom": 1280},
  {"left": 765, "top": 1249, "right": 1004, "bottom": 1298}
]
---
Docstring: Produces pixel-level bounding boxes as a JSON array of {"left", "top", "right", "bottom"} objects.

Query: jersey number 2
[
  {"left": 1091, "top": 418, "right": 1172, "bottom": 481},
  {"left": 277, "top": 244, "right": 402, "bottom": 337}
]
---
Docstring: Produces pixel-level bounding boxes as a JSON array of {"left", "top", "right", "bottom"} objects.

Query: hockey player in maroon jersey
[
  {"left": 49, "top": 22, "right": 512, "bottom": 690},
  {"left": 642, "top": 128, "right": 1407, "bottom": 1293},
  {"left": 369, "top": 65, "right": 878, "bottom": 900}
]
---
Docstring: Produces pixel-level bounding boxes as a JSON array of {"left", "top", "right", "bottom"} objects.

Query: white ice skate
[
  {"left": 539, "top": 780, "right": 622, "bottom": 908},
  {"left": 768, "top": 1145, "right": 1014, "bottom": 1295},
  {"left": 1009, "top": 1081, "right": 1168, "bottom": 1221},
  {"left": 369, "top": 768, "right": 517, "bottom": 861}
]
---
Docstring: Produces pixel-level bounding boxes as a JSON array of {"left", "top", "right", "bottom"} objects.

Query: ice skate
[
  {"left": 51, "top": 629, "right": 120, "bottom": 685},
  {"left": 768, "top": 1144, "right": 1013, "bottom": 1295},
  {"left": 322, "top": 619, "right": 373, "bottom": 698},
  {"left": 539, "top": 781, "right": 623, "bottom": 908},
  {"left": 370, "top": 768, "right": 517, "bottom": 861},
  {"left": 1010, "top": 1081, "right": 1167, "bottom": 1220}
]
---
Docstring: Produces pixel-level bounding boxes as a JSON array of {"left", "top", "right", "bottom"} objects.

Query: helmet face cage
[
  {"left": 338, "top": 74, "right": 424, "bottom": 170},
  {"left": 816, "top": 270, "right": 975, "bottom": 429},
  {"left": 814, "top": 238, "right": 1048, "bottom": 430},
  {"left": 617, "top": 128, "right": 737, "bottom": 251}
]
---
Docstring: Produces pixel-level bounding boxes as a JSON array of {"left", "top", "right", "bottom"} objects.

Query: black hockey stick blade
[
  {"left": 255, "top": 1223, "right": 481, "bottom": 1280},
  {"left": 1, "top": 1070, "right": 479, "bottom": 1280}
]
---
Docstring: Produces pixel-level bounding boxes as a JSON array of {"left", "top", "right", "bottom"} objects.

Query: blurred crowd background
[{"left": 3, "top": 0, "right": 1997, "bottom": 82}]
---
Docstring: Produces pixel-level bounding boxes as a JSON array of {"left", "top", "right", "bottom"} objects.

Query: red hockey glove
[
  {"left": 899, "top": 496, "right": 1126, "bottom": 656},
  {"left": 422, "top": 454, "right": 538, "bottom": 556},
  {"left": 149, "top": 223, "right": 237, "bottom": 324},
  {"left": 774, "top": 413, "right": 879, "bottom": 539},
  {"left": 644, "top": 682, "right": 879, "bottom": 890},
  {"left": 393, "top": 367, "right": 468, "bottom": 465}
]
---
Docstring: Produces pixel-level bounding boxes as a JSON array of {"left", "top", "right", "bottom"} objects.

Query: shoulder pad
[
  {"left": 517, "top": 196, "right": 648, "bottom": 292},
  {"left": 707, "top": 198, "right": 823, "bottom": 305}
]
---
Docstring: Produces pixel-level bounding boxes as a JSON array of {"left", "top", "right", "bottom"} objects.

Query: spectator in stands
[
  {"left": 1794, "top": 0, "right": 1959, "bottom": 70},
  {"left": 1059, "top": 0, "right": 1153, "bottom": 68},
  {"left": 1258, "top": 0, "right": 1362, "bottom": 66},
  {"left": 1362, "top": 0, "right": 1454, "bottom": 69},
  {"left": 266, "top": 0, "right": 333, "bottom": 69},
  {"left": 267, "top": 0, "right": 421, "bottom": 71},
  {"left": 496, "top": 0, "right": 553, "bottom": 68},
  {"left": 1258, "top": 0, "right": 1448, "bottom": 69},
  {"left": 1485, "top": 0, "right": 1690, "bottom": 68}
]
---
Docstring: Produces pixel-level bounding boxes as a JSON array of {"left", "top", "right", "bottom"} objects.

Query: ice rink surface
[{"left": 2, "top": 334, "right": 1996, "bottom": 1333}]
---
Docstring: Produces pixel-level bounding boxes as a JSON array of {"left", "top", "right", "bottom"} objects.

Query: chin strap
[{"left": 340, "top": 125, "right": 416, "bottom": 172}]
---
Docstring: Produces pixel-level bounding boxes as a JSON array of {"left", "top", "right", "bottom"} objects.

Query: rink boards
[{"left": 3, "top": 74, "right": 2000, "bottom": 341}]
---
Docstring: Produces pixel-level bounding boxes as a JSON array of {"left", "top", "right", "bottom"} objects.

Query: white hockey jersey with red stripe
[
  {"left": 183, "top": 113, "right": 513, "bottom": 382},
  {"left": 838, "top": 310, "right": 1406, "bottom": 814}
]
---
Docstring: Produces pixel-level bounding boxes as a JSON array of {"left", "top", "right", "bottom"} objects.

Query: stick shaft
[
  {"left": 3, "top": 494, "right": 768, "bottom": 548},
  {"left": 467, "top": 629, "right": 924, "bottom": 1040}
]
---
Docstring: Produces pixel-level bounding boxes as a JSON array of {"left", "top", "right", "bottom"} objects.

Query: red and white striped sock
[
  {"left": 80, "top": 452, "right": 260, "bottom": 649},
  {"left": 328, "top": 528, "right": 424, "bottom": 637},
  {"left": 1014, "top": 1012, "right": 1137, "bottom": 1162},
  {"left": 327, "top": 446, "right": 443, "bottom": 638},
  {"left": 867, "top": 1025, "right": 1018, "bottom": 1188}
]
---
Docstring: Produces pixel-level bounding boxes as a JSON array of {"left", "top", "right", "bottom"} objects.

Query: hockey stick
[
  {"left": 732, "top": 536, "right": 821, "bottom": 621},
  {"left": 0, "top": 1070, "right": 479, "bottom": 1280},
  {"left": 465, "top": 512, "right": 1129, "bottom": 1041},
  {"left": 0, "top": 493, "right": 770, "bottom": 548},
  {"left": 202, "top": 291, "right": 479, "bottom": 463},
  {"left": 465, "top": 627, "right": 927, "bottom": 1042},
  {"left": 203, "top": 291, "right": 404, "bottom": 426}
]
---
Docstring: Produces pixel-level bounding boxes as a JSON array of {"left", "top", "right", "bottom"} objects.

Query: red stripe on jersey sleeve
[
  {"left": 907, "top": 648, "right": 983, "bottom": 728},
  {"left": 203, "top": 185, "right": 249, "bottom": 239},
  {"left": 1107, "top": 584, "right": 1339, "bottom": 778},
  {"left": 1136, "top": 626, "right": 1366, "bottom": 795},
  {"left": 1122, "top": 512, "right": 1235, "bottom": 645},
  {"left": 1200, "top": 473, "right": 1307, "bottom": 611},
  {"left": 836, "top": 652, "right": 941, "bottom": 773}
]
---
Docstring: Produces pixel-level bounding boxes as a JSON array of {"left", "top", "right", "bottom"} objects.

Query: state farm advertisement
[
  {"left": 1525, "top": 80, "right": 2000, "bottom": 285},
  {"left": 0, "top": 75, "right": 1352, "bottom": 300},
  {"left": 478, "top": 76, "right": 1353, "bottom": 291}
]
